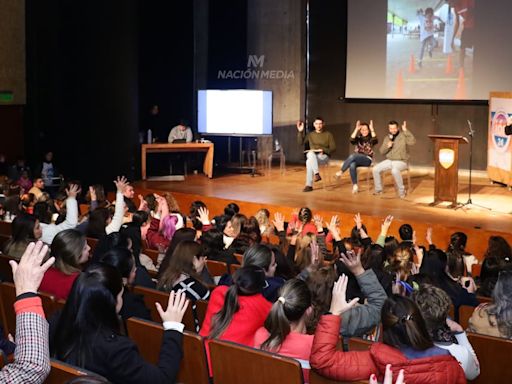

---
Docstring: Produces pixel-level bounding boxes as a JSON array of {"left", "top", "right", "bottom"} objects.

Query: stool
[
  {"left": 357, "top": 164, "right": 373, "bottom": 193},
  {"left": 319, "top": 160, "right": 334, "bottom": 190}
]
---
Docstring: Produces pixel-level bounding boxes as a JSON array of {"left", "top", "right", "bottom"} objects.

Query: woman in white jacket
[{"left": 413, "top": 284, "right": 480, "bottom": 380}]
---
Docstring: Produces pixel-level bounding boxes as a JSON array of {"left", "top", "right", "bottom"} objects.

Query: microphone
[
  {"left": 388, "top": 134, "right": 396, "bottom": 141},
  {"left": 467, "top": 120, "right": 474, "bottom": 136}
]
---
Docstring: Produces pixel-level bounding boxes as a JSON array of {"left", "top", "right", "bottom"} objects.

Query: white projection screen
[
  {"left": 346, "top": 0, "right": 512, "bottom": 101},
  {"left": 197, "top": 89, "right": 273, "bottom": 135}
]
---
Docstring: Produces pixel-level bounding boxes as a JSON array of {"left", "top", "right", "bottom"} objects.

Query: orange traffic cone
[
  {"left": 409, "top": 54, "right": 416, "bottom": 73},
  {"left": 445, "top": 55, "right": 453, "bottom": 74},
  {"left": 395, "top": 70, "right": 404, "bottom": 98},
  {"left": 455, "top": 68, "right": 466, "bottom": 99}
]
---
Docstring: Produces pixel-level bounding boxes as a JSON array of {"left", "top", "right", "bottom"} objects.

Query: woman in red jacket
[
  {"left": 310, "top": 275, "right": 466, "bottom": 384},
  {"left": 200, "top": 265, "right": 272, "bottom": 373}
]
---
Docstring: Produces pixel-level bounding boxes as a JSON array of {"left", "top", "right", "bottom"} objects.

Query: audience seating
[
  {"left": 233, "top": 253, "right": 244, "bottom": 264},
  {"left": 467, "top": 332, "right": 512, "bottom": 384},
  {"left": 206, "top": 260, "right": 229, "bottom": 277},
  {"left": 229, "top": 263, "right": 242, "bottom": 274},
  {"left": 45, "top": 359, "right": 107, "bottom": 384},
  {"left": 0, "top": 254, "right": 14, "bottom": 283},
  {"left": 347, "top": 337, "right": 373, "bottom": 352},
  {"left": 86, "top": 237, "right": 98, "bottom": 253},
  {"left": 458, "top": 305, "right": 475, "bottom": 330},
  {"left": 209, "top": 339, "right": 304, "bottom": 384},
  {"left": 133, "top": 285, "right": 169, "bottom": 323},
  {"left": 126, "top": 317, "right": 209, "bottom": 384},
  {"left": 143, "top": 248, "right": 159, "bottom": 265},
  {"left": 0, "top": 282, "right": 17, "bottom": 336},
  {"left": 471, "top": 263, "right": 481, "bottom": 277}
]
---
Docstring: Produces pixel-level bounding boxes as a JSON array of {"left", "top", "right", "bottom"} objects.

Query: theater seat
[{"left": 45, "top": 359, "right": 107, "bottom": 384}]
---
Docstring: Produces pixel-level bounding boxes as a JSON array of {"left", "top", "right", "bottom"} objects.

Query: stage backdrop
[{"left": 488, "top": 92, "right": 512, "bottom": 187}]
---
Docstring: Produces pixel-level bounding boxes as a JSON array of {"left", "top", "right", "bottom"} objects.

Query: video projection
[
  {"left": 346, "top": 0, "right": 512, "bottom": 101},
  {"left": 197, "top": 90, "right": 272, "bottom": 135}
]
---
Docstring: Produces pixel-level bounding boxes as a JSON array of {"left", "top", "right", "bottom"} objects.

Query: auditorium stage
[{"left": 133, "top": 164, "right": 512, "bottom": 243}]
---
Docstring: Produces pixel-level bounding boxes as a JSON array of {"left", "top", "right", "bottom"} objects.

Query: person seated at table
[{"left": 168, "top": 119, "right": 193, "bottom": 143}]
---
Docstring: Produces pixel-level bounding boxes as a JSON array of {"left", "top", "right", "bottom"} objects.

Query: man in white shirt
[{"left": 168, "top": 120, "right": 193, "bottom": 143}]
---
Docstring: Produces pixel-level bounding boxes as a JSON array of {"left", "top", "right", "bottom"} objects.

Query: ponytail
[
  {"left": 208, "top": 265, "right": 266, "bottom": 339},
  {"left": 209, "top": 284, "right": 240, "bottom": 339},
  {"left": 260, "top": 279, "right": 311, "bottom": 351}
]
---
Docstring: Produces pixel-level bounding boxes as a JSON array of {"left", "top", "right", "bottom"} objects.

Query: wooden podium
[{"left": 428, "top": 135, "right": 468, "bottom": 207}]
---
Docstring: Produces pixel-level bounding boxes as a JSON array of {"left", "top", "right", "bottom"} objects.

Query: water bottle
[{"left": 147, "top": 129, "right": 153, "bottom": 144}]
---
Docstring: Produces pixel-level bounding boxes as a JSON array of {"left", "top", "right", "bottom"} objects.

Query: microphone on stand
[{"left": 467, "top": 120, "right": 474, "bottom": 136}]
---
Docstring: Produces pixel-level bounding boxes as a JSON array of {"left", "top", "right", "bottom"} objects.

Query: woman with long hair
[
  {"left": 479, "top": 236, "right": 512, "bottom": 297},
  {"left": 310, "top": 277, "right": 466, "bottom": 383},
  {"left": 446, "top": 232, "right": 477, "bottom": 279},
  {"left": 157, "top": 227, "right": 196, "bottom": 278},
  {"left": 2, "top": 213, "right": 42, "bottom": 260},
  {"left": 39, "top": 229, "right": 90, "bottom": 300},
  {"left": 51, "top": 264, "right": 189, "bottom": 384},
  {"left": 157, "top": 241, "right": 210, "bottom": 301},
  {"left": 335, "top": 120, "right": 378, "bottom": 194},
  {"left": 199, "top": 266, "right": 272, "bottom": 372},
  {"left": 100, "top": 247, "right": 151, "bottom": 321},
  {"left": 255, "top": 279, "right": 313, "bottom": 381},
  {"left": 469, "top": 270, "right": 512, "bottom": 339}
]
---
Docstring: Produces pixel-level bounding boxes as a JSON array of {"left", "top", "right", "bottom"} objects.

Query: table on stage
[{"left": 141, "top": 143, "right": 214, "bottom": 180}]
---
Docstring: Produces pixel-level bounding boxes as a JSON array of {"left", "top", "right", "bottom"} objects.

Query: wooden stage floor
[{"left": 134, "top": 165, "right": 512, "bottom": 235}]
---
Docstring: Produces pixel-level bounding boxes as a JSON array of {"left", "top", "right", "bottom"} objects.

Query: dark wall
[
  {"left": 138, "top": 1, "right": 194, "bottom": 142},
  {"left": 306, "top": 0, "right": 488, "bottom": 169},
  {"left": 25, "top": 0, "right": 140, "bottom": 187}
]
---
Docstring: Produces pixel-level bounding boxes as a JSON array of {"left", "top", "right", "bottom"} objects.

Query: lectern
[{"left": 428, "top": 135, "right": 468, "bottom": 207}]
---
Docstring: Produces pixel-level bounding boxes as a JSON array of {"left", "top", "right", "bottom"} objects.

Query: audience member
[
  {"left": 255, "top": 279, "right": 314, "bottom": 381},
  {"left": 39, "top": 229, "right": 91, "bottom": 300},
  {"left": 310, "top": 281, "right": 466, "bottom": 383},
  {"left": 413, "top": 284, "right": 480, "bottom": 380},
  {"left": 2, "top": 213, "right": 42, "bottom": 260},
  {"left": 52, "top": 264, "right": 189, "bottom": 383},
  {"left": 0, "top": 241, "right": 55, "bottom": 383}
]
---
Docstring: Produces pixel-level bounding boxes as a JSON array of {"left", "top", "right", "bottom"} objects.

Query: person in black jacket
[
  {"left": 51, "top": 263, "right": 188, "bottom": 384},
  {"left": 100, "top": 247, "right": 152, "bottom": 321}
]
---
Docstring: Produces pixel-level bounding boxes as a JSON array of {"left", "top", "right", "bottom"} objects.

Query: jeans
[
  {"left": 372, "top": 159, "right": 408, "bottom": 194},
  {"left": 305, "top": 151, "right": 329, "bottom": 186},
  {"left": 419, "top": 35, "right": 435, "bottom": 62},
  {"left": 341, "top": 153, "right": 372, "bottom": 184}
]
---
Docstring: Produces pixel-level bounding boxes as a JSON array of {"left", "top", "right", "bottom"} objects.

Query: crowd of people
[{"left": 0, "top": 165, "right": 511, "bottom": 383}]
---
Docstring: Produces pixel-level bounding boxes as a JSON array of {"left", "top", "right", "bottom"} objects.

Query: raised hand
[
  {"left": 369, "top": 120, "right": 374, "bottom": 132},
  {"left": 113, "top": 176, "right": 129, "bottom": 194},
  {"left": 272, "top": 212, "right": 285, "bottom": 232},
  {"left": 446, "top": 318, "right": 464, "bottom": 333},
  {"left": 355, "top": 120, "right": 361, "bottom": 130},
  {"left": 137, "top": 194, "right": 148, "bottom": 211},
  {"left": 426, "top": 227, "right": 433, "bottom": 245},
  {"left": 340, "top": 249, "right": 365, "bottom": 276},
  {"left": 354, "top": 213, "right": 362, "bottom": 230},
  {"left": 329, "top": 274, "right": 359, "bottom": 316},
  {"left": 155, "top": 290, "right": 189, "bottom": 323},
  {"left": 197, "top": 206, "right": 210, "bottom": 225},
  {"left": 66, "top": 184, "right": 80, "bottom": 198},
  {"left": 313, "top": 214, "right": 324, "bottom": 232},
  {"left": 327, "top": 215, "right": 341, "bottom": 241},
  {"left": 381, "top": 215, "right": 394, "bottom": 234},
  {"left": 402, "top": 121, "right": 407, "bottom": 131},
  {"left": 370, "top": 364, "right": 405, "bottom": 384},
  {"left": 10, "top": 242, "right": 55, "bottom": 296},
  {"left": 296, "top": 120, "right": 305, "bottom": 132}
]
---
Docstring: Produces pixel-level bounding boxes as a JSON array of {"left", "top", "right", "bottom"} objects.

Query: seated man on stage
[
  {"left": 372, "top": 120, "right": 415, "bottom": 198},
  {"left": 296, "top": 117, "right": 336, "bottom": 192},
  {"left": 168, "top": 119, "right": 193, "bottom": 143}
]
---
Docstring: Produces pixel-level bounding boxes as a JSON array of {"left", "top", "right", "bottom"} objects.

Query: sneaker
[
  {"left": 335, "top": 171, "right": 342, "bottom": 178},
  {"left": 303, "top": 186, "right": 313, "bottom": 192},
  {"left": 373, "top": 190, "right": 383, "bottom": 196},
  {"left": 399, "top": 190, "right": 406, "bottom": 199},
  {"left": 314, "top": 173, "right": 322, "bottom": 182},
  {"left": 352, "top": 184, "right": 359, "bottom": 194}
]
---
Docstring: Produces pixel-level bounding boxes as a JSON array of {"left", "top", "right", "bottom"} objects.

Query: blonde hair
[{"left": 294, "top": 234, "right": 323, "bottom": 271}]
